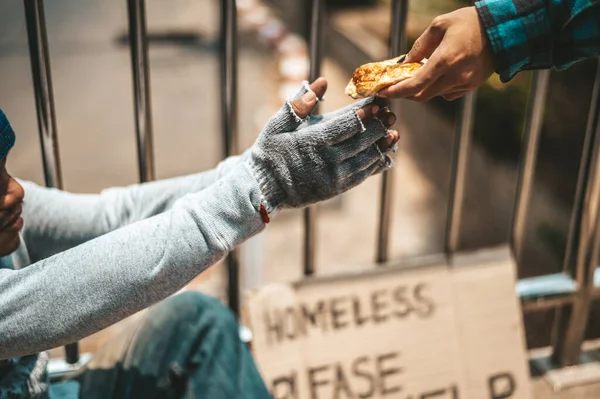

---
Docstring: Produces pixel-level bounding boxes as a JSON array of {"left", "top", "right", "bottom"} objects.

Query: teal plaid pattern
[{"left": 475, "top": 0, "right": 600, "bottom": 82}]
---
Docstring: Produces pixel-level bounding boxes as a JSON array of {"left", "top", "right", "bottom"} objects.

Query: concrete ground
[{"left": 1, "top": 0, "right": 599, "bottom": 397}]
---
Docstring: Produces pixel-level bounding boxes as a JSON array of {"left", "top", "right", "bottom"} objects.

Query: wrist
[{"left": 245, "top": 151, "right": 283, "bottom": 215}]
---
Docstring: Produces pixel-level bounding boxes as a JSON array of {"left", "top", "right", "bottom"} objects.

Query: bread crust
[{"left": 345, "top": 55, "right": 427, "bottom": 99}]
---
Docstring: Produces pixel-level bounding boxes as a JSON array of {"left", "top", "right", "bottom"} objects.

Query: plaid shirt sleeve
[{"left": 475, "top": 0, "right": 600, "bottom": 82}]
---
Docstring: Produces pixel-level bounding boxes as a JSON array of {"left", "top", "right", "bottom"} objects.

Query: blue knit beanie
[{"left": 0, "top": 110, "right": 16, "bottom": 160}]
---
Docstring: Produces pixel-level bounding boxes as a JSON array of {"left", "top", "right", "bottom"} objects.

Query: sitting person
[{"left": 0, "top": 78, "right": 399, "bottom": 399}]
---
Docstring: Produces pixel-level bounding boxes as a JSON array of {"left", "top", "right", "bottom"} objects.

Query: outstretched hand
[
  {"left": 247, "top": 77, "right": 400, "bottom": 213},
  {"left": 379, "top": 7, "right": 495, "bottom": 102}
]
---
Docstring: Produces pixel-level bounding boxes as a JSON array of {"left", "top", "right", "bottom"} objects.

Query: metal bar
[
  {"left": 221, "top": 0, "right": 239, "bottom": 159},
  {"left": 24, "top": 0, "right": 62, "bottom": 189},
  {"left": 24, "top": 0, "right": 78, "bottom": 364},
  {"left": 563, "top": 61, "right": 600, "bottom": 276},
  {"left": 389, "top": 0, "right": 409, "bottom": 58},
  {"left": 510, "top": 70, "right": 550, "bottom": 264},
  {"left": 64, "top": 344, "right": 79, "bottom": 366},
  {"left": 220, "top": 0, "right": 241, "bottom": 315},
  {"left": 308, "top": 0, "right": 324, "bottom": 82},
  {"left": 127, "top": 0, "right": 155, "bottom": 183},
  {"left": 303, "top": 0, "right": 325, "bottom": 276},
  {"left": 302, "top": 207, "right": 317, "bottom": 276},
  {"left": 552, "top": 60, "right": 600, "bottom": 366},
  {"left": 522, "top": 295, "right": 576, "bottom": 313},
  {"left": 445, "top": 91, "right": 477, "bottom": 254},
  {"left": 376, "top": 0, "right": 408, "bottom": 264}
]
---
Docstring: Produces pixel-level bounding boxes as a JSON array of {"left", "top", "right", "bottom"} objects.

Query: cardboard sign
[{"left": 245, "top": 246, "right": 532, "bottom": 399}]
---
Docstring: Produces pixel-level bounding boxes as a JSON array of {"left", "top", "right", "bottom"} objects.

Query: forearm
[
  {"left": 0, "top": 163, "right": 263, "bottom": 359},
  {"left": 21, "top": 150, "right": 249, "bottom": 261},
  {"left": 95, "top": 150, "right": 250, "bottom": 223}
]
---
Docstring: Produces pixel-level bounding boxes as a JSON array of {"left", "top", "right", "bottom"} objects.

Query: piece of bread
[{"left": 345, "top": 55, "right": 427, "bottom": 99}]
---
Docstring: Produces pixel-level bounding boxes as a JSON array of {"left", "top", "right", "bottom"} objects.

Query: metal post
[
  {"left": 127, "top": 0, "right": 155, "bottom": 183},
  {"left": 562, "top": 61, "right": 600, "bottom": 277},
  {"left": 24, "top": 0, "right": 78, "bottom": 364},
  {"left": 220, "top": 0, "right": 241, "bottom": 315},
  {"left": 24, "top": 0, "right": 62, "bottom": 189},
  {"left": 445, "top": 91, "right": 477, "bottom": 254},
  {"left": 376, "top": 0, "right": 408, "bottom": 264},
  {"left": 303, "top": 0, "right": 324, "bottom": 276},
  {"left": 509, "top": 70, "right": 550, "bottom": 264},
  {"left": 552, "top": 60, "right": 600, "bottom": 366},
  {"left": 220, "top": 0, "right": 239, "bottom": 159}
]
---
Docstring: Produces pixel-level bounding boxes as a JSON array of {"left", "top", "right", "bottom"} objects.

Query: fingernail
[
  {"left": 377, "top": 92, "right": 388, "bottom": 99},
  {"left": 301, "top": 91, "right": 316, "bottom": 103},
  {"left": 387, "top": 114, "right": 397, "bottom": 125},
  {"left": 372, "top": 105, "right": 380, "bottom": 114}
]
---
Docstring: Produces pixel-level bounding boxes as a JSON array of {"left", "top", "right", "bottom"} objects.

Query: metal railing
[
  {"left": 376, "top": 0, "right": 408, "bottom": 263},
  {"left": 19, "top": 0, "right": 600, "bottom": 376},
  {"left": 513, "top": 65, "right": 600, "bottom": 368},
  {"left": 549, "top": 61, "right": 600, "bottom": 366},
  {"left": 127, "top": 0, "right": 155, "bottom": 184},
  {"left": 445, "top": 91, "right": 477, "bottom": 255},
  {"left": 220, "top": 0, "right": 242, "bottom": 317}
]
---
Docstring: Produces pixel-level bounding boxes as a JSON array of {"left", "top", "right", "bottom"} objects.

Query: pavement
[{"left": 1, "top": 0, "right": 599, "bottom": 397}]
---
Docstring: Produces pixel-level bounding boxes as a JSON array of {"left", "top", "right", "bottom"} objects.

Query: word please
[
  {"left": 271, "top": 353, "right": 518, "bottom": 399},
  {"left": 271, "top": 351, "right": 402, "bottom": 399}
]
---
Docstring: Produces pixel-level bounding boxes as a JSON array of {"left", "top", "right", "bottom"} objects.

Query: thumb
[
  {"left": 260, "top": 78, "right": 328, "bottom": 136},
  {"left": 289, "top": 77, "right": 328, "bottom": 119},
  {"left": 289, "top": 90, "right": 317, "bottom": 120},
  {"left": 404, "top": 20, "right": 445, "bottom": 63}
]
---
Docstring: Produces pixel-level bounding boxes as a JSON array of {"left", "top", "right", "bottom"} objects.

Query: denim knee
[{"left": 162, "top": 291, "right": 239, "bottom": 332}]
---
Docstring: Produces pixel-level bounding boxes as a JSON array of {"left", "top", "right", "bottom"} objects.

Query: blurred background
[{"left": 1, "top": 0, "right": 598, "bottom": 396}]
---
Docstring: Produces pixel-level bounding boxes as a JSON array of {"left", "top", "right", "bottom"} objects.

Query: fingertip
[
  {"left": 375, "top": 106, "right": 397, "bottom": 128},
  {"left": 377, "top": 129, "right": 400, "bottom": 152},
  {"left": 387, "top": 113, "right": 397, "bottom": 127},
  {"left": 309, "top": 77, "right": 328, "bottom": 98},
  {"left": 312, "top": 76, "right": 327, "bottom": 86},
  {"left": 356, "top": 108, "right": 365, "bottom": 120},
  {"left": 387, "top": 129, "right": 397, "bottom": 143}
]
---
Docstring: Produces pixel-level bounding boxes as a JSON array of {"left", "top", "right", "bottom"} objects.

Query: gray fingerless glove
[
  {"left": 246, "top": 83, "right": 391, "bottom": 213},
  {"left": 305, "top": 100, "right": 399, "bottom": 155}
]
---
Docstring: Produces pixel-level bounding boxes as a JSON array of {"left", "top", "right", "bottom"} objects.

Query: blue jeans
[{"left": 66, "top": 292, "right": 271, "bottom": 399}]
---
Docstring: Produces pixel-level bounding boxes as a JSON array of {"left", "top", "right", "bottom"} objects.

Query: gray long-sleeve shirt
[{"left": 0, "top": 154, "right": 265, "bottom": 398}]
